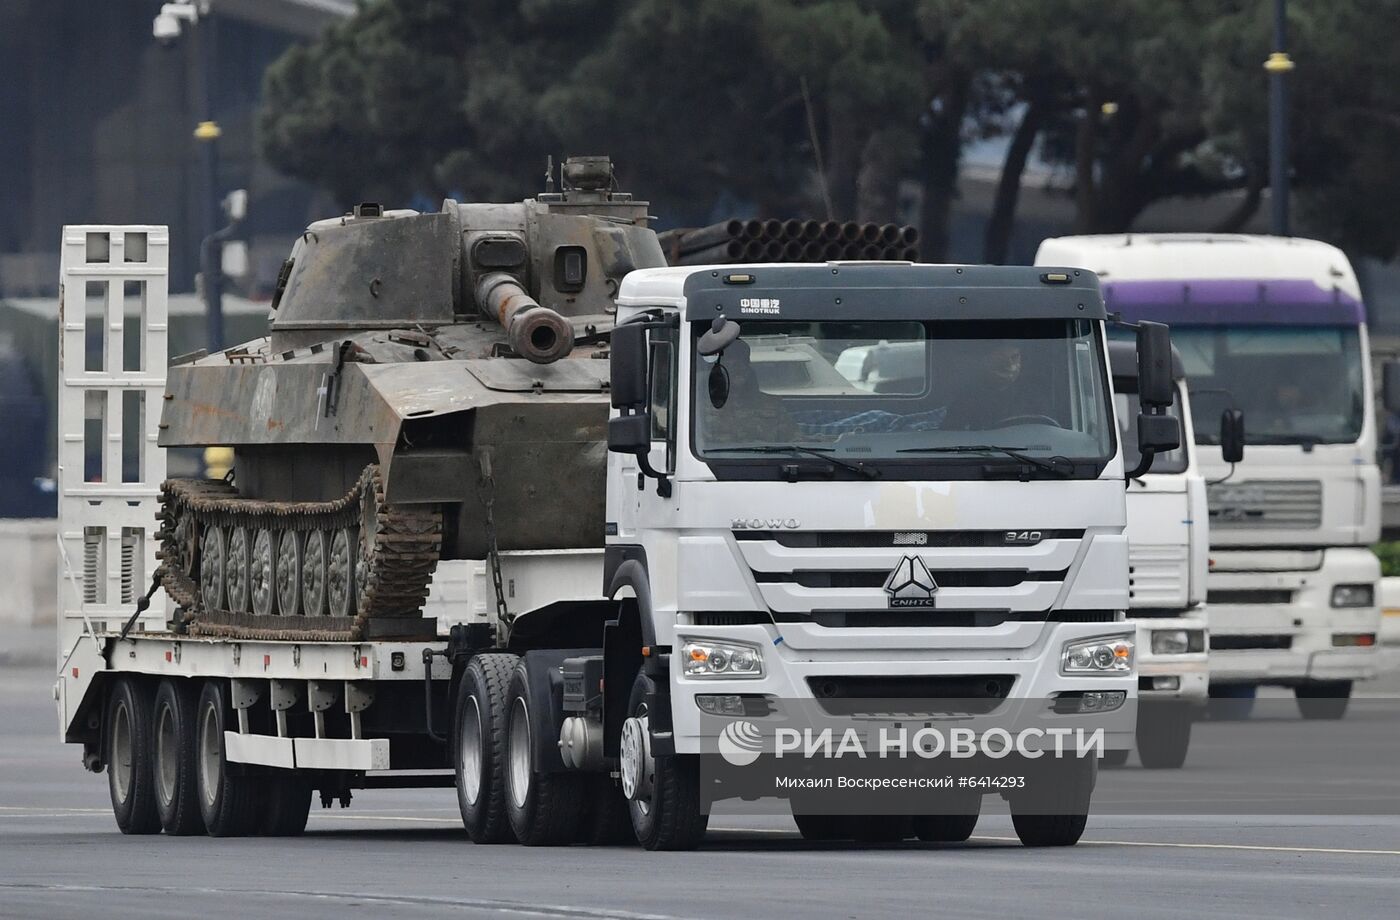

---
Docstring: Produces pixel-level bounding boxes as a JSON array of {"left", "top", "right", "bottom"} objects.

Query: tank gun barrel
[{"left": 475, "top": 272, "right": 574, "bottom": 364}]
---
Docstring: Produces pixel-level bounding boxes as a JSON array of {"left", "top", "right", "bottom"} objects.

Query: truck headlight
[
  {"left": 1330, "top": 584, "right": 1375, "bottom": 608},
  {"left": 1150, "top": 629, "right": 1205, "bottom": 655},
  {"left": 680, "top": 639, "right": 764, "bottom": 678},
  {"left": 1061, "top": 635, "right": 1133, "bottom": 675}
]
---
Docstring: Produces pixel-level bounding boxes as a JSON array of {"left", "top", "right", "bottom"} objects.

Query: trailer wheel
[
  {"left": 1010, "top": 756, "right": 1095, "bottom": 847},
  {"left": 1136, "top": 700, "right": 1193, "bottom": 768},
  {"left": 195, "top": 680, "right": 260, "bottom": 837},
  {"left": 152, "top": 679, "right": 205, "bottom": 835},
  {"left": 260, "top": 773, "right": 312, "bottom": 836},
  {"left": 623, "top": 672, "right": 707, "bottom": 851},
  {"left": 503, "top": 659, "right": 586, "bottom": 846},
  {"left": 1295, "top": 680, "right": 1352, "bottom": 720},
  {"left": 105, "top": 677, "right": 161, "bottom": 835},
  {"left": 454, "top": 652, "right": 518, "bottom": 844}
]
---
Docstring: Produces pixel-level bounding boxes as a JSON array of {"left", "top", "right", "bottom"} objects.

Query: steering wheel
[{"left": 995, "top": 414, "right": 1064, "bottom": 428}]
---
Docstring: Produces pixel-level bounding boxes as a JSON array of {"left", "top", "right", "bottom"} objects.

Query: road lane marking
[{"left": 970, "top": 834, "right": 1400, "bottom": 856}]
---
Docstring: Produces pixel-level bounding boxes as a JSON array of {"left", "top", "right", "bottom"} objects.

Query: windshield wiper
[
  {"left": 897, "top": 444, "right": 1075, "bottom": 478},
  {"left": 720, "top": 445, "right": 880, "bottom": 479}
]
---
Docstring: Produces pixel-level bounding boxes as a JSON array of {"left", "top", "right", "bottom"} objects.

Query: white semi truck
[
  {"left": 57, "top": 228, "right": 1177, "bottom": 850},
  {"left": 1038, "top": 234, "right": 1393, "bottom": 719},
  {"left": 1109, "top": 341, "right": 1219, "bottom": 767}
]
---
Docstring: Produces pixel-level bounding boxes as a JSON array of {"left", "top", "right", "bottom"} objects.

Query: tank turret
[{"left": 154, "top": 157, "right": 664, "bottom": 641}]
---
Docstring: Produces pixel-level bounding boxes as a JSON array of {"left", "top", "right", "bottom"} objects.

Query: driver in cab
[
  {"left": 702, "top": 339, "right": 798, "bottom": 445},
  {"left": 942, "top": 342, "right": 1029, "bottom": 430}
]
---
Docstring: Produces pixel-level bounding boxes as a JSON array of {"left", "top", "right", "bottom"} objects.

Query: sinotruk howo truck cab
[{"left": 56, "top": 171, "right": 1177, "bottom": 853}]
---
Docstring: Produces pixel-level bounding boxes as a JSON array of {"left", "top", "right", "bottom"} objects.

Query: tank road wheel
[
  {"left": 195, "top": 680, "right": 260, "bottom": 836},
  {"left": 224, "top": 526, "right": 251, "bottom": 613},
  {"left": 105, "top": 677, "right": 161, "bottom": 834},
  {"left": 454, "top": 653, "right": 518, "bottom": 844},
  {"left": 249, "top": 529, "right": 276, "bottom": 617},
  {"left": 199, "top": 526, "right": 226, "bottom": 611},
  {"left": 301, "top": 530, "right": 329, "bottom": 616},
  {"left": 624, "top": 672, "right": 708, "bottom": 851},
  {"left": 274, "top": 530, "right": 301, "bottom": 616},
  {"left": 326, "top": 527, "right": 357, "bottom": 619},
  {"left": 503, "top": 659, "right": 586, "bottom": 846},
  {"left": 153, "top": 679, "right": 205, "bottom": 835}
]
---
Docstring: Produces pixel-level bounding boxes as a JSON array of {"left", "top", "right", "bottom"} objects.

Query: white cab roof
[{"left": 1034, "top": 234, "right": 1360, "bottom": 301}]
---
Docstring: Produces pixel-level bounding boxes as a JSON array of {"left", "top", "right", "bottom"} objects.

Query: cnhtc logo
[
  {"left": 883, "top": 555, "right": 938, "bottom": 607},
  {"left": 718, "top": 720, "right": 764, "bottom": 766}
]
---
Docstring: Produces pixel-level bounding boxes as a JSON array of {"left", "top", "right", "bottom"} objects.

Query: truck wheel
[
  {"left": 1136, "top": 700, "right": 1193, "bottom": 769},
  {"left": 1295, "top": 680, "right": 1352, "bottom": 720},
  {"left": 152, "top": 679, "right": 204, "bottom": 835},
  {"left": 195, "top": 680, "right": 260, "bottom": 837},
  {"left": 848, "top": 815, "right": 912, "bottom": 842},
  {"left": 580, "top": 776, "right": 636, "bottom": 846},
  {"left": 1010, "top": 756, "right": 1095, "bottom": 847},
  {"left": 454, "top": 652, "right": 518, "bottom": 844},
  {"left": 1100, "top": 749, "right": 1130, "bottom": 767},
  {"left": 503, "top": 659, "right": 586, "bottom": 846},
  {"left": 260, "top": 773, "right": 312, "bottom": 836},
  {"left": 1208, "top": 683, "right": 1256, "bottom": 720},
  {"left": 623, "top": 672, "right": 708, "bottom": 851},
  {"left": 793, "top": 814, "right": 850, "bottom": 841},
  {"left": 105, "top": 677, "right": 161, "bottom": 835},
  {"left": 913, "top": 796, "right": 981, "bottom": 842}
]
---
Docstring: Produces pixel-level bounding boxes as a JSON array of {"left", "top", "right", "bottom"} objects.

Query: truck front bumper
[
  {"left": 1132, "top": 614, "right": 1209, "bottom": 702},
  {"left": 1206, "top": 547, "right": 1381, "bottom": 685},
  {"left": 667, "top": 622, "right": 1136, "bottom": 755}
]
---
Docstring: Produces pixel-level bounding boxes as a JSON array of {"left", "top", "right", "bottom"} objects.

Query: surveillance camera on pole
[{"left": 151, "top": 1, "right": 202, "bottom": 48}]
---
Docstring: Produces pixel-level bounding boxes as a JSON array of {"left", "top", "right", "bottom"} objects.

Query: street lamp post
[
  {"left": 1265, "top": 0, "right": 1295, "bottom": 237},
  {"left": 153, "top": 0, "right": 225, "bottom": 350}
]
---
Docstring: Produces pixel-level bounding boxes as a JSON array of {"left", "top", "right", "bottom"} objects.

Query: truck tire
[
  {"left": 792, "top": 814, "right": 850, "bottom": 841},
  {"left": 1010, "top": 756, "right": 1095, "bottom": 847},
  {"left": 454, "top": 652, "right": 518, "bottom": 844},
  {"left": 195, "top": 680, "right": 260, "bottom": 837},
  {"left": 1099, "top": 749, "right": 1130, "bottom": 767},
  {"left": 105, "top": 677, "right": 161, "bottom": 835},
  {"left": 1136, "top": 701, "right": 1193, "bottom": 769},
  {"left": 580, "top": 776, "right": 636, "bottom": 846},
  {"left": 913, "top": 796, "right": 981, "bottom": 842},
  {"left": 1208, "top": 683, "right": 1256, "bottom": 720},
  {"left": 1295, "top": 680, "right": 1352, "bottom": 720},
  {"left": 848, "top": 815, "right": 912, "bottom": 843},
  {"left": 503, "top": 659, "right": 586, "bottom": 846},
  {"left": 260, "top": 772, "right": 313, "bottom": 836},
  {"left": 625, "top": 672, "right": 708, "bottom": 851},
  {"left": 152, "top": 679, "right": 205, "bottom": 835}
]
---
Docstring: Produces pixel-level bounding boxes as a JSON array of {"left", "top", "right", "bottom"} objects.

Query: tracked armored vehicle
[{"left": 155, "top": 157, "right": 665, "bottom": 641}]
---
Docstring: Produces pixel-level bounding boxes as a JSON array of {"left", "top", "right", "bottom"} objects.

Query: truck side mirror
[
  {"left": 1137, "top": 413, "right": 1180, "bottom": 454},
  {"left": 1220, "top": 409, "right": 1245, "bottom": 464},
  {"left": 610, "top": 322, "right": 648, "bottom": 408},
  {"left": 1135, "top": 321, "right": 1174, "bottom": 409},
  {"left": 608, "top": 412, "right": 651, "bottom": 455},
  {"left": 1384, "top": 360, "right": 1400, "bottom": 413}
]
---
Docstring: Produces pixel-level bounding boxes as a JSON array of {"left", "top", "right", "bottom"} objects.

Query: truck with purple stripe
[{"left": 1036, "top": 234, "right": 1397, "bottom": 719}]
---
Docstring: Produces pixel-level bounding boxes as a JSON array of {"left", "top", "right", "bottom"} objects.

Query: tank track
[{"left": 155, "top": 465, "right": 441, "bottom": 641}]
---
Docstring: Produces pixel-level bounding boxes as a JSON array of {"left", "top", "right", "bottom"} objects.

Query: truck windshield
[
  {"left": 692, "top": 319, "right": 1114, "bottom": 470},
  {"left": 1115, "top": 383, "right": 1189, "bottom": 474},
  {"left": 1170, "top": 326, "right": 1365, "bottom": 445}
]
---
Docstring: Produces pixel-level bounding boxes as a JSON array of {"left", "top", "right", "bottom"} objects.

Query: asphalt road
[{"left": 4, "top": 661, "right": 1400, "bottom": 920}]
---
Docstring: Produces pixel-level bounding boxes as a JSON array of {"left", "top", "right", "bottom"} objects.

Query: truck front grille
[
  {"left": 1207, "top": 589, "right": 1295, "bottom": 605},
  {"left": 1210, "top": 634, "right": 1293, "bottom": 651},
  {"left": 806, "top": 674, "right": 1015, "bottom": 716},
  {"left": 1207, "top": 480, "right": 1322, "bottom": 530},
  {"left": 773, "top": 609, "right": 1118, "bottom": 628}
]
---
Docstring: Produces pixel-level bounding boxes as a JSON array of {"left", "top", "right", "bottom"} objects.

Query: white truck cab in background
[
  {"left": 1109, "top": 341, "right": 1213, "bottom": 767},
  {"left": 1038, "top": 234, "right": 1393, "bottom": 719}
]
